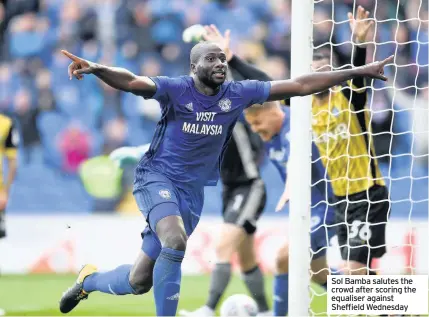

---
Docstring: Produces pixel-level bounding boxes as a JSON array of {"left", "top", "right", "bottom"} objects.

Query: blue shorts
[
  {"left": 310, "top": 203, "right": 336, "bottom": 260},
  {"left": 133, "top": 170, "right": 204, "bottom": 260}
]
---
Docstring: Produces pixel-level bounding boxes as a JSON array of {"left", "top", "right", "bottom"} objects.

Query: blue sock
[
  {"left": 153, "top": 248, "right": 185, "bottom": 316},
  {"left": 82, "top": 264, "right": 136, "bottom": 295},
  {"left": 321, "top": 268, "right": 342, "bottom": 290},
  {"left": 273, "top": 274, "right": 288, "bottom": 316}
]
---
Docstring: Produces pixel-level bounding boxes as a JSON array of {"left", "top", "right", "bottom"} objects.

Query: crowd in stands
[{"left": 0, "top": 0, "right": 427, "bottom": 216}]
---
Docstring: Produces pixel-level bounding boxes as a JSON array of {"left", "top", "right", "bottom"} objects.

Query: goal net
[{"left": 289, "top": 0, "right": 428, "bottom": 315}]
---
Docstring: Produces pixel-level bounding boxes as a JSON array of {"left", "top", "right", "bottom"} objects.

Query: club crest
[
  {"left": 218, "top": 98, "right": 231, "bottom": 112},
  {"left": 159, "top": 189, "right": 171, "bottom": 200}
]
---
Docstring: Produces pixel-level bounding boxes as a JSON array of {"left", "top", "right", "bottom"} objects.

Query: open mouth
[{"left": 213, "top": 71, "right": 225, "bottom": 79}]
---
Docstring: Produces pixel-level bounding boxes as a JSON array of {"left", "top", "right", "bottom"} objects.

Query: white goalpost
[
  {"left": 288, "top": 0, "right": 314, "bottom": 315},
  {"left": 288, "top": 0, "right": 428, "bottom": 316}
]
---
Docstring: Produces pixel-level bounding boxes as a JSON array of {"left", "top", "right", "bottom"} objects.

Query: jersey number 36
[{"left": 349, "top": 220, "right": 372, "bottom": 241}]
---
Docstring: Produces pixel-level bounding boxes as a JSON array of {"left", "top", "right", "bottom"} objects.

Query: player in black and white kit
[{"left": 221, "top": 119, "right": 266, "bottom": 237}]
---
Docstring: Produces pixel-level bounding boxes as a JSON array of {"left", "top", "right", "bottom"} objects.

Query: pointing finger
[
  {"left": 381, "top": 55, "right": 394, "bottom": 66},
  {"left": 61, "top": 50, "right": 81, "bottom": 62}
]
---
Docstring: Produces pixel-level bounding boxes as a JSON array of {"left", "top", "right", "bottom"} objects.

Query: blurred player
[
  {"left": 311, "top": 6, "right": 391, "bottom": 276},
  {"left": 109, "top": 144, "right": 151, "bottom": 169},
  {"left": 0, "top": 113, "right": 18, "bottom": 316},
  {"left": 58, "top": 36, "right": 392, "bottom": 316}
]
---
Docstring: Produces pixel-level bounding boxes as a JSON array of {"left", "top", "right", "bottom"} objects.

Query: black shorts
[
  {"left": 222, "top": 179, "right": 266, "bottom": 235},
  {"left": 334, "top": 185, "right": 390, "bottom": 266}
]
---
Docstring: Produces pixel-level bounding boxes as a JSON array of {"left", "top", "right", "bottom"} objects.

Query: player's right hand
[
  {"left": 202, "top": 24, "right": 233, "bottom": 62},
  {"left": 61, "top": 50, "right": 96, "bottom": 80}
]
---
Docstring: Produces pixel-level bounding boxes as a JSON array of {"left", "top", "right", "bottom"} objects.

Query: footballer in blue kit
[
  {"left": 132, "top": 75, "right": 270, "bottom": 263},
  {"left": 59, "top": 40, "right": 392, "bottom": 316},
  {"left": 260, "top": 105, "right": 336, "bottom": 259}
]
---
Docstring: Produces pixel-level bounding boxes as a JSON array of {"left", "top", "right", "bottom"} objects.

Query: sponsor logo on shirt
[{"left": 182, "top": 112, "right": 223, "bottom": 136}]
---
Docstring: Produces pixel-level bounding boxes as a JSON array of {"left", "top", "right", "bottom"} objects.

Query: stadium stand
[{"left": 0, "top": 0, "right": 427, "bottom": 218}]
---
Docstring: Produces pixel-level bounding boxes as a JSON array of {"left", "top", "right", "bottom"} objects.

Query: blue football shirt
[
  {"left": 265, "top": 107, "right": 333, "bottom": 207},
  {"left": 134, "top": 75, "right": 271, "bottom": 190}
]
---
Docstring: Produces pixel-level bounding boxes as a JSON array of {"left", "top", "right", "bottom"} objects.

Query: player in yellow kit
[
  {"left": 311, "top": 6, "right": 389, "bottom": 275},
  {"left": 0, "top": 114, "right": 18, "bottom": 237},
  {"left": 0, "top": 113, "right": 18, "bottom": 316}
]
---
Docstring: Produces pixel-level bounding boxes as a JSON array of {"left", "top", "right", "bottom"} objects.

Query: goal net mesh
[{"left": 309, "top": 0, "right": 428, "bottom": 315}]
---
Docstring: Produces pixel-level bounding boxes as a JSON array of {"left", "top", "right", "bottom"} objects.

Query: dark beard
[{"left": 197, "top": 68, "right": 222, "bottom": 88}]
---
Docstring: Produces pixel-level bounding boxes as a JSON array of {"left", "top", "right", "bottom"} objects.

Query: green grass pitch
[{"left": 0, "top": 274, "right": 328, "bottom": 316}]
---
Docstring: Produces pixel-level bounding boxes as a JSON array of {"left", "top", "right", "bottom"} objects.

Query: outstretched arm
[
  {"left": 91, "top": 65, "right": 156, "bottom": 98},
  {"left": 61, "top": 50, "right": 156, "bottom": 98},
  {"left": 229, "top": 55, "right": 290, "bottom": 106},
  {"left": 267, "top": 55, "right": 393, "bottom": 101}
]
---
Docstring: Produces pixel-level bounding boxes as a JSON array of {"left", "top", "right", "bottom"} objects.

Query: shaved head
[
  {"left": 190, "top": 41, "right": 228, "bottom": 88},
  {"left": 190, "top": 42, "right": 222, "bottom": 64}
]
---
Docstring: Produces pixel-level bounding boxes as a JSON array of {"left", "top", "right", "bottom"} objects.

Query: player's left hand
[
  {"left": 202, "top": 24, "right": 233, "bottom": 62},
  {"left": 359, "top": 55, "right": 394, "bottom": 81},
  {"left": 348, "top": 5, "right": 374, "bottom": 44}
]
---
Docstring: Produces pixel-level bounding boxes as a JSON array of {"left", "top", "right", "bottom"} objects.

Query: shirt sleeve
[
  {"left": 341, "top": 47, "right": 367, "bottom": 111},
  {"left": 148, "top": 76, "right": 185, "bottom": 108},
  {"left": 240, "top": 80, "right": 271, "bottom": 107}
]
